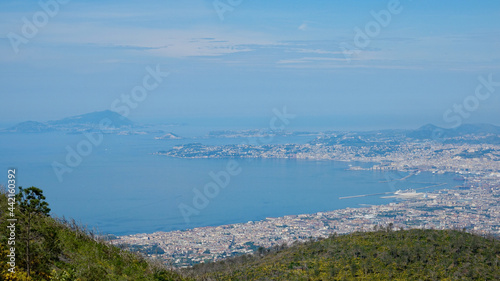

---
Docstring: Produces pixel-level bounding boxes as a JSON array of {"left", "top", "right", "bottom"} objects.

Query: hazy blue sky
[{"left": 1, "top": 0, "right": 499, "bottom": 129}]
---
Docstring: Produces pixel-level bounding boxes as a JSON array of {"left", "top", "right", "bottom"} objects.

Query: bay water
[{"left": 0, "top": 132, "right": 458, "bottom": 235}]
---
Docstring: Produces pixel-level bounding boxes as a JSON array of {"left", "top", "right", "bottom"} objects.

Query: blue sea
[{"left": 0, "top": 131, "right": 458, "bottom": 235}]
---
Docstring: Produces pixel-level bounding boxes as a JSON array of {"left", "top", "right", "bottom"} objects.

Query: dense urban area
[{"left": 114, "top": 125, "right": 500, "bottom": 267}]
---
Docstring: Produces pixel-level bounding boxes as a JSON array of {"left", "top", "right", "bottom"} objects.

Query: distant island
[
  {"left": 155, "top": 132, "right": 182, "bottom": 140},
  {"left": 1, "top": 110, "right": 182, "bottom": 138},
  {"left": 2, "top": 110, "right": 133, "bottom": 133}
]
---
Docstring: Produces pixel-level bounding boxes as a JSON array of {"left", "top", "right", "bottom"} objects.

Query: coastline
[
  {"left": 113, "top": 171, "right": 500, "bottom": 267},
  {"left": 118, "top": 134, "right": 500, "bottom": 266}
]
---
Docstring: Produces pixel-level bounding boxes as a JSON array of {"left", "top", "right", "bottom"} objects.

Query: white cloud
[{"left": 28, "top": 23, "right": 276, "bottom": 58}]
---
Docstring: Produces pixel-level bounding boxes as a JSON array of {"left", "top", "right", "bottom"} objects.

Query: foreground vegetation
[
  {"left": 2, "top": 186, "right": 499, "bottom": 280},
  {"left": 0, "top": 186, "right": 187, "bottom": 280},
  {"left": 185, "top": 228, "right": 500, "bottom": 280}
]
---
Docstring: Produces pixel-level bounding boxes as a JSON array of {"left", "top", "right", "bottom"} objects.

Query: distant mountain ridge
[
  {"left": 2, "top": 110, "right": 133, "bottom": 133},
  {"left": 407, "top": 123, "right": 500, "bottom": 139},
  {"left": 47, "top": 110, "right": 133, "bottom": 127},
  {"left": 3, "top": 112, "right": 499, "bottom": 140}
]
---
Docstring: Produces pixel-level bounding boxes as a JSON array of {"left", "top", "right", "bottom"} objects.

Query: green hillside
[
  {"left": 185, "top": 228, "right": 500, "bottom": 280},
  {"left": 0, "top": 187, "right": 187, "bottom": 281},
  {"left": 2, "top": 186, "right": 499, "bottom": 280}
]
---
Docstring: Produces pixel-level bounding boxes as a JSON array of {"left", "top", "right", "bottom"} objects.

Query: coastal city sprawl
[{"left": 113, "top": 127, "right": 500, "bottom": 267}]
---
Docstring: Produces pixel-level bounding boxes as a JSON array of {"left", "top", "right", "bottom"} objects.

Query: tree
[
  {"left": 17, "top": 187, "right": 50, "bottom": 217},
  {"left": 387, "top": 223, "right": 394, "bottom": 232},
  {"left": 16, "top": 186, "right": 51, "bottom": 277}
]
